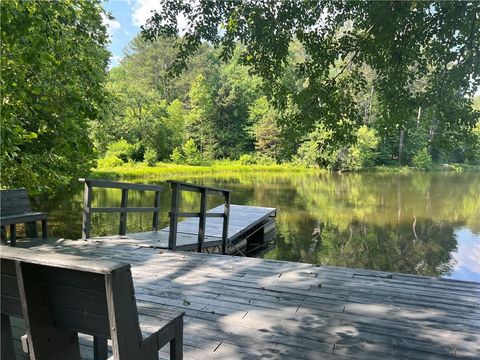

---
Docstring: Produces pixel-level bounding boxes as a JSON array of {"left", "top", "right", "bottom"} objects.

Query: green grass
[
  {"left": 92, "top": 160, "right": 480, "bottom": 180},
  {"left": 367, "top": 163, "right": 480, "bottom": 173},
  {"left": 92, "top": 160, "right": 321, "bottom": 179}
]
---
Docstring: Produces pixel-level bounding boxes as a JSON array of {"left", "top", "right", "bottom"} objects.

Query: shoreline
[{"left": 91, "top": 161, "right": 480, "bottom": 179}]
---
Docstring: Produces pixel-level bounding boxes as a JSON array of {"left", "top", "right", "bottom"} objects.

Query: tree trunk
[
  {"left": 398, "top": 128, "right": 405, "bottom": 165},
  {"left": 428, "top": 119, "right": 438, "bottom": 154},
  {"left": 416, "top": 106, "right": 422, "bottom": 129}
]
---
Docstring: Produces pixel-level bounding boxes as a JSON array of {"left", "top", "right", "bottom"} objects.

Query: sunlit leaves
[
  {"left": 141, "top": 1, "right": 479, "bottom": 144},
  {"left": 1, "top": 0, "right": 110, "bottom": 194}
]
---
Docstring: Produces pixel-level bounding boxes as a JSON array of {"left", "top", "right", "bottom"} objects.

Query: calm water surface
[{"left": 34, "top": 172, "right": 480, "bottom": 282}]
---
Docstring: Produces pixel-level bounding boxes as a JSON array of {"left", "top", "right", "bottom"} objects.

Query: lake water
[{"left": 34, "top": 172, "right": 480, "bottom": 282}]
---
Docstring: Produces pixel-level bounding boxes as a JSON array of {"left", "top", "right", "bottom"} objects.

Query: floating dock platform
[
  {"left": 89, "top": 204, "right": 276, "bottom": 254},
  {"left": 80, "top": 179, "right": 277, "bottom": 255},
  {"left": 9, "top": 238, "right": 480, "bottom": 360}
]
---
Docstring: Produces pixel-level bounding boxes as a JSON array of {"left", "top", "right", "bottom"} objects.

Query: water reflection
[{"left": 34, "top": 172, "right": 480, "bottom": 281}]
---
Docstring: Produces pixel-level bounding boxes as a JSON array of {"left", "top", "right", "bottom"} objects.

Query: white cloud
[
  {"left": 108, "top": 54, "right": 123, "bottom": 69},
  {"left": 132, "top": 0, "right": 162, "bottom": 27},
  {"left": 101, "top": 13, "right": 121, "bottom": 37},
  {"left": 132, "top": 0, "right": 188, "bottom": 32}
]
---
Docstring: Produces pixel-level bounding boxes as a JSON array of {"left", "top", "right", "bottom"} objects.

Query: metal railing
[
  {"left": 167, "top": 181, "right": 231, "bottom": 254},
  {"left": 79, "top": 178, "right": 164, "bottom": 239}
]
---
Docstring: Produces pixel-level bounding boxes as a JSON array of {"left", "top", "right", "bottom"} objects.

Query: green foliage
[
  {"left": 170, "top": 147, "right": 184, "bottom": 164},
  {"left": 185, "top": 74, "right": 218, "bottom": 158},
  {"left": 249, "top": 97, "right": 282, "bottom": 160},
  {"left": 87, "top": 8, "right": 478, "bottom": 173},
  {"left": 97, "top": 156, "right": 124, "bottom": 168},
  {"left": 1, "top": 0, "right": 110, "bottom": 193},
  {"left": 296, "top": 124, "right": 380, "bottom": 171},
  {"left": 413, "top": 149, "right": 433, "bottom": 170},
  {"left": 296, "top": 124, "right": 337, "bottom": 168},
  {"left": 143, "top": 148, "right": 158, "bottom": 166},
  {"left": 239, "top": 154, "right": 256, "bottom": 165},
  {"left": 142, "top": 1, "right": 479, "bottom": 148},
  {"left": 471, "top": 121, "right": 480, "bottom": 163},
  {"left": 351, "top": 126, "right": 380, "bottom": 169},
  {"left": 182, "top": 139, "right": 202, "bottom": 165},
  {"left": 105, "top": 140, "right": 135, "bottom": 163}
]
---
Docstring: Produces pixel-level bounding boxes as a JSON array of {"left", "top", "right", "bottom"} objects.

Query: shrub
[
  {"left": 143, "top": 148, "right": 158, "bottom": 166},
  {"left": 254, "top": 154, "right": 276, "bottom": 165},
  {"left": 170, "top": 147, "right": 184, "bottom": 164},
  {"left": 105, "top": 139, "right": 135, "bottom": 163},
  {"left": 239, "top": 154, "right": 256, "bottom": 165},
  {"left": 97, "top": 155, "right": 124, "bottom": 168},
  {"left": 412, "top": 148, "right": 433, "bottom": 169},
  {"left": 182, "top": 139, "right": 201, "bottom": 165}
]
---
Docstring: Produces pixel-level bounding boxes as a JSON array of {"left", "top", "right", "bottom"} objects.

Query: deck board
[{"left": 9, "top": 238, "right": 480, "bottom": 359}]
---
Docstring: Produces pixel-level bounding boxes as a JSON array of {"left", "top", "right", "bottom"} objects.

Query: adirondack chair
[
  {"left": 0, "top": 189, "right": 48, "bottom": 245},
  {"left": 0, "top": 247, "right": 184, "bottom": 360}
]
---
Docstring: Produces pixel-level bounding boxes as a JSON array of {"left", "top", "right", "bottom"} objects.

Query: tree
[
  {"left": 185, "top": 74, "right": 218, "bottom": 158},
  {"left": 142, "top": 1, "right": 480, "bottom": 145},
  {"left": 1, "top": 0, "right": 110, "bottom": 193},
  {"left": 249, "top": 97, "right": 282, "bottom": 160}
]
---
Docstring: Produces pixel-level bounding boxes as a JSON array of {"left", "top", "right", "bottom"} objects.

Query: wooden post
[
  {"left": 198, "top": 189, "right": 207, "bottom": 253},
  {"left": 170, "top": 315, "right": 183, "bottom": 360},
  {"left": 10, "top": 224, "right": 16, "bottom": 247},
  {"left": 25, "top": 222, "right": 38, "bottom": 238},
  {"left": 82, "top": 181, "right": 92, "bottom": 239},
  {"left": 152, "top": 190, "right": 161, "bottom": 231},
  {"left": 1, "top": 314, "right": 15, "bottom": 359},
  {"left": 168, "top": 183, "right": 180, "bottom": 250},
  {"left": 93, "top": 336, "right": 108, "bottom": 360},
  {"left": 0, "top": 226, "right": 6, "bottom": 244},
  {"left": 119, "top": 189, "right": 129, "bottom": 235},
  {"left": 221, "top": 191, "right": 231, "bottom": 255},
  {"left": 41, "top": 219, "right": 48, "bottom": 238}
]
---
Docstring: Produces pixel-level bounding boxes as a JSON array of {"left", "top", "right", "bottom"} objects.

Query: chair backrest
[
  {"left": 1, "top": 247, "right": 144, "bottom": 359},
  {"left": 0, "top": 189, "right": 32, "bottom": 216}
]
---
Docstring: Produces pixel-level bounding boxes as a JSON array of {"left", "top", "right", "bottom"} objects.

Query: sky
[{"left": 102, "top": 0, "right": 163, "bottom": 68}]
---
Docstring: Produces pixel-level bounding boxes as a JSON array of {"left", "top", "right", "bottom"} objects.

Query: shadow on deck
[{"left": 9, "top": 238, "right": 480, "bottom": 360}]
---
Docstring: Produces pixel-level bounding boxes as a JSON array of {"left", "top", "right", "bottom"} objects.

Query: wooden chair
[
  {"left": 1, "top": 247, "right": 184, "bottom": 360},
  {"left": 0, "top": 189, "right": 48, "bottom": 245}
]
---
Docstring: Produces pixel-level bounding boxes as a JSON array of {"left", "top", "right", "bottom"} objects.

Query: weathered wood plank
[{"left": 11, "top": 240, "right": 480, "bottom": 360}]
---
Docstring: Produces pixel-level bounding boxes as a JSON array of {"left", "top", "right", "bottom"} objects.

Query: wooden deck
[
  {"left": 90, "top": 204, "right": 276, "bottom": 252},
  {"left": 9, "top": 238, "right": 480, "bottom": 359}
]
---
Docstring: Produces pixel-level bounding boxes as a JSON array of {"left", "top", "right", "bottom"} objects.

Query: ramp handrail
[
  {"left": 167, "top": 181, "right": 231, "bottom": 254},
  {"left": 79, "top": 178, "right": 164, "bottom": 239}
]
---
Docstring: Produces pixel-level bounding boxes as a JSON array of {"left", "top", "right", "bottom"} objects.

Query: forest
[
  {"left": 2, "top": 0, "right": 480, "bottom": 193},
  {"left": 95, "top": 36, "right": 480, "bottom": 172}
]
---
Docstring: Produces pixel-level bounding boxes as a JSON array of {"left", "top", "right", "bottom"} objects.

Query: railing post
[
  {"left": 152, "top": 190, "right": 161, "bottom": 231},
  {"left": 82, "top": 181, "right": 92, "bottom": 239},
  {"left": 221, "top": 191, "right": 231, "bottom": 255},
  {"left": 168, "top": 183, "right": 180, "bottom": 250},
  {"left": 198, "top": 189, "right": 207, "bottom": 253},
  {"left": 119, "top": 189, "right": 129, "bottom": 235}
]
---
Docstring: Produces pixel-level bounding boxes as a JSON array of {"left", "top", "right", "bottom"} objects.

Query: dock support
[
  {"left": 119, "top": 189, "right": 129, "bottom": 236},
  {"left": 82, "top": 181, "right": 92, "bottom": 239},
  {"left": 152, "top": 191, "right": 161, "bottom": 231},
  {"left": 168, "top": 183, "right": 180, "bottom": 250},
  {"left": 197, "top": 189, "right": 207, "bottom": 253},
  {"left": 221, "top": 192, "right": 231, "bottom": 255}
]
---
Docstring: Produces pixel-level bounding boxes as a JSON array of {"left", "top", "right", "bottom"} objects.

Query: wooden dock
[
  {"left": 80, "top": 179, "right": 276, "bottom": 254},
  {"left": 10, "top": 238, "right": 480, "bottom": 360},
  {"left": 89, "top": 204, "right": 276, "bottom": 253}
]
